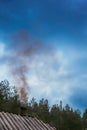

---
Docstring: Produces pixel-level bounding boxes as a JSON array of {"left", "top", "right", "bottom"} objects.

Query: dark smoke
[{"left": 8, "top": 30, "right": 46, "bottom": 103}]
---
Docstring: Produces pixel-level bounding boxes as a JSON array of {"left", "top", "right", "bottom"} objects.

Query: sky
[{"left": 0, "top": 0, "right": 87, "bottom": 113}]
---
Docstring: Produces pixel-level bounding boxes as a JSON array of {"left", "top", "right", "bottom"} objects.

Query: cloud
[
  {"left": 27, "top": 45, "right": 87, "bottom": 111},
  {"left": 0, "top": 42, "right": 15, "bottom": 84},
  {"left": 0, "top": 0, "right": 87, "bottom": 112},
  {"left": 0, "top": 41, "right": 87, "bottom": 112},
  {"left": 28, "top": 49, "right": 76, "bottom": 104}
]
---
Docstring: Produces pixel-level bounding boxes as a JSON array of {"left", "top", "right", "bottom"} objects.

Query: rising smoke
[{"left": 8, "top": 30, "right": 47, "bottom": 103}]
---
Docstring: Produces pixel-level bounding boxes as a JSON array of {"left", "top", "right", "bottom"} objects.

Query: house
[{"left": 0, "top": 112, "right": 56, "bottom": 130}]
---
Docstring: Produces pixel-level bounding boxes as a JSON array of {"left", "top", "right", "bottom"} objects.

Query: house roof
[{"left": 0, "top": 112, "right": 56, "bottom": 130}]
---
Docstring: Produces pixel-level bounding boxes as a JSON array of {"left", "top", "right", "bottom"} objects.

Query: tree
[
  {"left": 83, "top": 109, "right": 87, "bottom": 130},
  {"left": 28, "top": 98, "right": 39, "bottom": 117},
  {"left": 50, "top": 104, "right": 61, "bottom": 130},
  {"left": 62, "top": 106, "right": 82, "bottom": 130},
  {"left": 0, "top": 80, "right": 20, "bottom": 114},
  {"left": 0, "top": 80, "right": 84, "bottom": 130},
  {"left": 38, "top": 98, "right": 50, "bottom": 123}
]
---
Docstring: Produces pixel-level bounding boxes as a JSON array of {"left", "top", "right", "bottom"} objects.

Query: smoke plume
[{"left": 8, "top": 30, "right": 46, "bottom": 103}]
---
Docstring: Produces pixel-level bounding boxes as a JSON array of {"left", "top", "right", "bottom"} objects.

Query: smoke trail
[{"left": 8, "top": 30, "right": 45, "bottom": 103}]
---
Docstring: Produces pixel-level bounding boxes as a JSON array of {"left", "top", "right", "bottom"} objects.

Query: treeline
[{"left": 0, "top": 80, "right": 87, "bottom": 130}]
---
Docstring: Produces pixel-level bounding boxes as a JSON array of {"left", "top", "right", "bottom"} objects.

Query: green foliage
[
  {"left": 83, "top": 109, "right": 87, "bottom": 130},
  {"left": 0, "top": 80, "right": 20, "bottom": 114},
  {"left": 0, "top": 80, "right": 86, "bottom": 130},
  {"left": 38, "top": 98, "right": 49, "bottom": 122}
]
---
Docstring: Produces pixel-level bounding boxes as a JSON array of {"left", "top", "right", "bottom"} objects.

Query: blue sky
[{"left": 0, "top": 0, "right": 87, "bottom": 112}]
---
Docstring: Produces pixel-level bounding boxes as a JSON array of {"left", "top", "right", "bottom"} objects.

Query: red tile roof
[{"left": 0, "top": 112, "right": 56, "bottom": 130}]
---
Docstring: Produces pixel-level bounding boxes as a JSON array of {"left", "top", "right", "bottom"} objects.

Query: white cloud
[
  {"left": 28, "top": 50, "right": 76, "bottom": 105},
  {"left": 0, "top": 41, "right": 87, "bottom": 108},
  {"left": 0, "top": 42, "right": 16, "bottom": 85},
  {"left": 27, "top": 45, "right": 87, "bottom": 107}
]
